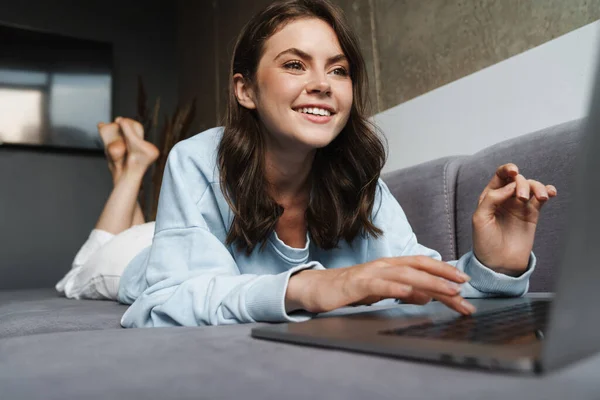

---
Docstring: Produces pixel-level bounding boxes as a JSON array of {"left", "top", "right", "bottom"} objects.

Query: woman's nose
[{"left": 305, "top": 75, "right": 332, "bottom": 95}]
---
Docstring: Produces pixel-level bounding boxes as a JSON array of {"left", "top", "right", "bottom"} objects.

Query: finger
[
  {"left": 431, "top": 292, "right": 477, "bottom": 315},
  {"left": 401, "top": 290, "right": 432, "bottom": 305},
  {"left": 527, "top": 179, "right": 549, "bottom": 202},
  {"left": 514, "top": 174, "right": 530, "bottom": 201},
  {"left": 485, "top": 163, "right": 519, "bottom": 191},
  {"left": 476, "top": 181, "right": 517, "bottom": 217},
  {"left": 528, "top": 192, "right": 551, "bottom": 212},
  {"left": 349, "top": 295, "right": 384, "bottom": 307},
  {"left": 382, "top": 256, "right": 471, "bottom": 283},
  {"left": 380, "top": 267, "right": 463, "bottom": 297},
  {"left": 546, "top": 185, "right": 557, "bottom": 197},
  {"left": 367, "top": 279, "right": 413, "bottom": 301}
]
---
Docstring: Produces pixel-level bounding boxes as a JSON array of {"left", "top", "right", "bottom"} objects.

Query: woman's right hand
[{"left": 285, "top": 256, "right": 476, "bottom": 316}]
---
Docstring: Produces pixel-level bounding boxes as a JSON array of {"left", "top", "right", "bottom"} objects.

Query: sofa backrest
[
  {"left": 383, "top": 119, "right": 584, "bottom": 293},
  {"left": 454, "top": 119, "right": 584, "bottom": 292},
  {"left": 383, "top": 156, "right": 463, "bottom": 262}
]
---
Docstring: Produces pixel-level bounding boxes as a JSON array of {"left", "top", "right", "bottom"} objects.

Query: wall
[
  {"left": 177, "top": 0, "right": 600, "bottom": 128},
  {"left": 371, "top": 0, "right": 600, "bottom": 110},
  {"left": 376, "top": 20, "right": 600, "bottom": 172},
  {"left": 0, "top": 0, "right": 177, "bottom": 289}
]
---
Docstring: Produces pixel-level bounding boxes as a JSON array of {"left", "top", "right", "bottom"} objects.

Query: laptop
[{"left": 251, "top": 53, "right": 600, "bottom": 375}]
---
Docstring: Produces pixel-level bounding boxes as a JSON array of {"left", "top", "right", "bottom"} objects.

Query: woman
[{"left": 64, "top": 0, "right": 557, "bottom": 327}]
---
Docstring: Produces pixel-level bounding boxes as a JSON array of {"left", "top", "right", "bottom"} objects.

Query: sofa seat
[
  {"left": 0, "top": 289, "right": 127, "bottom": 339},
  {"left": 1, "top": 305, "right": 599, "bottom": 400}
]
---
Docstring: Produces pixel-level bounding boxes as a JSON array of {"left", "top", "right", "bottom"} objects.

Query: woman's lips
[{"left": 295, "top": 110, "right": 333, "bottom": 124}]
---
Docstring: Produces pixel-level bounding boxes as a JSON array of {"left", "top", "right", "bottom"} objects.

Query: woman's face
[{"left": 249, "top": 18, "right": 353, "bottom": 152}]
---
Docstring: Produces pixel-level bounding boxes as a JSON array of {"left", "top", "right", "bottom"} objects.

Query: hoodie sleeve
[
  {"left": 372, "top": 179, "right": 535, "bottom": 298},
  {"left": 119, "top": 142, "right": 324, "bottom": 328}
]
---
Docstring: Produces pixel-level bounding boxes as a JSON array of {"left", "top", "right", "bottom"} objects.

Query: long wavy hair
[{"left": 218, "top": 0, "right": 387, "bottom": 255}]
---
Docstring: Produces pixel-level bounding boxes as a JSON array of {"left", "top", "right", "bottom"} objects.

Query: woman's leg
[
  {"left": 97, "top": 121, "right": 148, "bottom": 229},
  {"left": 94, "top": 119, "right": 158, "bottom": 235},
  {"left": 127, "top": 121, "right": 151, "bottom": 226},
  {"left": 58, "top": 119, "right": 158, "bottom": 297}
]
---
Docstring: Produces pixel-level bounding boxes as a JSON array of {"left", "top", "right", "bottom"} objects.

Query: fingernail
[
  {"left": 456, "top": 270, "right": 471, "bottom": 282},
  {"left": 461, "top": 300, "right": 476, "bottom": 314}
]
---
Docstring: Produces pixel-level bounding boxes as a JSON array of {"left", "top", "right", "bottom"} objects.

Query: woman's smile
[{"left": 293, "top": 104, "right": 336, "bottom": 124}]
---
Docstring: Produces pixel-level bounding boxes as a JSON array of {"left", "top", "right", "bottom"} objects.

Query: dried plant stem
[{"left": 135, "top": 76, "right": 196, "bottom": 221}]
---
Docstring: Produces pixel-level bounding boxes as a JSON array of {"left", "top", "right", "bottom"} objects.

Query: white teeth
[{"left": 297, "top": 107, "right": 331, "bottom": 116}]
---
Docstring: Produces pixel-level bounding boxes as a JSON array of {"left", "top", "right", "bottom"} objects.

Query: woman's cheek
[{"left": 336, "top": 82, "right": 353, "bottom": 109}]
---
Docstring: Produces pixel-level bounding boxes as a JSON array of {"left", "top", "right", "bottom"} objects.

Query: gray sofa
[{"left": 0, "top": 119, "right": 592, "bottom": 399}]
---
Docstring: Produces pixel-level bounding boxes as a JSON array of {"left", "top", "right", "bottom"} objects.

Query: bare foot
[
  {"left": 106, "top": 139, "right": 126, "bottom": 180},
  {"left": 98, "top": 122, "right": 126, "bottom": 181},
  {"left": 115, "top": 117, "right": 159, "bottom": 172}
]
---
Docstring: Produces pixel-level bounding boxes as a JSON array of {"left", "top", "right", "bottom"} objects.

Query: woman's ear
[{"left": 233, "top": 73, "right": 257, "bottom": 110}]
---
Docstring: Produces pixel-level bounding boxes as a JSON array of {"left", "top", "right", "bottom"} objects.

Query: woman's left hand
[{"left": 472, "top": 163, "right": 557, "bottom": 276}]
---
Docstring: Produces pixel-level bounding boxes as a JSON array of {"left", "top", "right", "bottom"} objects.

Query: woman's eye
[
  {"left": 284, "top": 61, "right": 304, "bottom": 71},
  {"left": 332, "top": 67, "right": 349, "bottom": 77}
]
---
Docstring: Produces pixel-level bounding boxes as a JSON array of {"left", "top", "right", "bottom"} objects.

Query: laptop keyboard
[{"left": 381, "top": 300, "right": 551, "bottom": 344}]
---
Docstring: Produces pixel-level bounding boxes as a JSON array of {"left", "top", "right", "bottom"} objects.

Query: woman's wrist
[{"left": 285, "top": 269, "right": 315, "bottom": 313}]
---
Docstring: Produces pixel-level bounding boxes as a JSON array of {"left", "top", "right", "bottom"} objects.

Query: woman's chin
[
  {"left": 296, "top": 129, "right": 340, "bottom": 149},
  {"left": 299, "top": 137, "right": 335, "bottom": 150}
]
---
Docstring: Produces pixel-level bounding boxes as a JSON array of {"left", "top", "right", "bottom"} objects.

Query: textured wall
[
  {"left": 177, "top": 0, "right": 600, "bottom": 128},
  {"left": 373, "top": 0, "right": 600, "bottom": 110}
]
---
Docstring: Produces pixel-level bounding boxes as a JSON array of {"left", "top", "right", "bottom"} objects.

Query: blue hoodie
[{"left": 118, "top": 127, "right": 535, "bottom": 327}]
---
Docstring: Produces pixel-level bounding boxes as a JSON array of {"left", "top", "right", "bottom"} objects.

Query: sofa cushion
[
  {"left": 0, "top": 289, "right": 127, "bottom": 339},
  {"left": 454, "top": 119, "right": 584, "bottom": 292},
  {"left": 383, "top": 156, "right": 463, "bottom": 261},
  {"left": 1, "top": 318, "right": 599, "bottom": 400}
]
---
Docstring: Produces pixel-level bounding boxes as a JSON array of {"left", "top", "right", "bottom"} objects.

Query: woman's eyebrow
[
  {"left": 274, "top": 48, "right": 347, "bottom": 65},
  {"left": 327, "top": 54, "right": 348, "bottom": 65}
]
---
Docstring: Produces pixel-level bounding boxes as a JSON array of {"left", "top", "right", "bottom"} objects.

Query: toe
[{"left": 98, "top": 122, "right": 122, "bottom": 147}]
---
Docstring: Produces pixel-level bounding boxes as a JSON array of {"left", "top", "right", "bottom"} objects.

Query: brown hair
[{"left": 218, "top": 0, "right": 386, "bottom": 254}]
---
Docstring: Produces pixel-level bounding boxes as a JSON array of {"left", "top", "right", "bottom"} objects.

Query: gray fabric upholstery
[
  {"left": 0, "top": 289, "right": 127, "bottom": 339},
  {"left": 0, "top": 119, "right": 593, "bottom": 399},
  {"left": 1, "top": 320, "right": 599, "bottom": 400},
  {"left": 455, "top": 120, "right": 584, "bottom": 292},
  {"left": 382, "top": 156, "right": 463, "bottom": 261}
]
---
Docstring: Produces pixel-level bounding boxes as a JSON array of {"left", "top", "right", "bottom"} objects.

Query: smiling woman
[
  {"left": 60, "top": 0, "right": 556, "bottom": 328},
  {"left": 221, "top": 10, "right": 384, "bottom": 254}
]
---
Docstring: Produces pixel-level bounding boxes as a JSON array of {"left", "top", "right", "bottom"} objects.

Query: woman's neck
[{"left": 264, "top": 144, "right": 314, "bottom": 205}]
